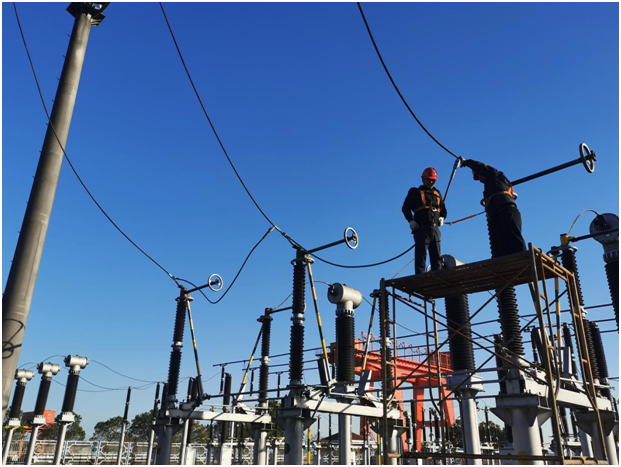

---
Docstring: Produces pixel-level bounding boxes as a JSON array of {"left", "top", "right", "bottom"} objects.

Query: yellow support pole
[{"left": 306, "top": 261, "right": 330, "bottom": 362}]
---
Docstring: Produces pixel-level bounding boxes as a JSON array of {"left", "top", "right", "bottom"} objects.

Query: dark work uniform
[
  {"left": 463, "top": 160, "right": 527, "bottom": 256},
  {"left": 402, "top": 186, "right": 447, "bottom": 274}
]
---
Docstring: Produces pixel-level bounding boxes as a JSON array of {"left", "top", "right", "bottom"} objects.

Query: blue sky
[{"left": 3, "top": 2, "right": 619, "bottom": 439}]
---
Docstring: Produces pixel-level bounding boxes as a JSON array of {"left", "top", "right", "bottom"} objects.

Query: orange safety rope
[{"left": 445, "top": 211, "right": 485, "bottom": 225}]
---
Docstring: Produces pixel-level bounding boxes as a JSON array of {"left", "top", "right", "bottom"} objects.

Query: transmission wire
[
  {"left": 312, "top": 244, "right": 414, "bottom": 269},
  {"left": 12, "top": 3, "right": 178, "bottom": 285},
  {"left": 176, "top": 226, "right": 275, "bottom": 304},
  {"left": 357, "top": 2, "right": 460, "bottom": 160},
  {"left": 159, "top": 3, "right": 284, "bottom": 237}
]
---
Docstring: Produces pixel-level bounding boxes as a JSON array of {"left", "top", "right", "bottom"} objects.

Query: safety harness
[
  {"left": 414, "top": 188, "right": 443, "bottom": 224},
  {"left": 482, "top": 186, "right": 518, "bottom": 209}
]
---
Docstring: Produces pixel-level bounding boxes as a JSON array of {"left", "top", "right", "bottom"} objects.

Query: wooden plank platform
[{"left": 386, "top": 250, "right": 535, "bottom": 299}]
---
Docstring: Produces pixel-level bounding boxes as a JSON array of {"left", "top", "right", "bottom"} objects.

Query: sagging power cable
[
  {"left": 13, "top": 3, "right": 178, "bottom": 285},
  {"left": 176, "top": 226, "right": 275, "bottom": 304},
  {"left": 312, "top": 244, "right": 414, "bottom": 269},
  {"left": 357, "top": 2, "right": 460, "bottom": 160}
]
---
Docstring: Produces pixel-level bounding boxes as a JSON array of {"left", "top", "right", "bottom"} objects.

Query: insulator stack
[
  {"left": 493, "top": 335, "right": 507, "bottom": 395},
  {"left": 444, "top": 295, "right": 475, "bottom": 371},
  {"left": 221, "top": 373, "right": 232, "bottom": 446},
  {"left": 604, "top": 261, "right": 619, "bottom": 329},
  {"left": 494, "top": 334, "right": 512, "bottom": 442},
  {"left": 559, "top": 407, "right": 570, "bottom": 436},
  {"left": 123, "top": 387, "right": 132, "bottom": 421},
  {"left": 9, "top": 382, "right": 26, "bottom": 419},
  {"left": 562, "top": 323, "right": 577, "bottom": 376},
  {"left": 61, "top": 373, "right": 80, "bottom": 413},
  {"left": 289, "top": 260, "right": 306, "bottom": 384},
  {"left": 560, "top": 248, "right": 585, "bottom": 306},
  {"left": 336, "top": 311, "right": 355, "bottom": 382},
  {"left": 582, "top": 319, "right": 600, "bottom": 382},
  {"left": 589, "top": 213, "right": 619, "bottom": 330},
  {"left": 34, "top": 377, "right": 52, "bottom": 416},
  {"left": 379, "top": 290, "right": 394, "bottom": 390},
  {"left": 530, "top": 328, "right": 539, "bottom": 364},
  {"left": 589, "top": 322, "right": 611, "bottom": 398},
  {"left": 168, "top": 290, "right": 188, "bottom": 398},
  {"left": 259, "top": 315, "right": 272, "bottom": 404},
  {"left": 486, "top": 215, "right": 524, "bottom": 356}
]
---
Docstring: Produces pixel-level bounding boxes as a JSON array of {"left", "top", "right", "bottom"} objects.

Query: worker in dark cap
[
  {"left": 402, "top": 167, "right": 447, "bottom": 274},
  {"left": 461, "top": 159, "right": 527, "bottom": 256}
]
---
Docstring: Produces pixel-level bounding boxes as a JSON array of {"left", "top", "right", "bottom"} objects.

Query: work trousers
[
  {"left": 414, "top": 225, "right": 442, "bottom": 275},
  {"left": 491, "top": 205, "right": 527, "bottom": 256}
]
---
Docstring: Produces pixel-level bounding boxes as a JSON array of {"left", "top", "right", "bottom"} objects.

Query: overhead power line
[
  {"left": 176, "top": 226, "right": 276, "bottom": 304},
  {"left": 357, "top": 2, "right": 460, "bottom": 160},
  {"left": 313, "top": 244, "right": 415, "bottom": 269},
  {"left": 159, "top": 3, "right": 281, "bottom": 233},
  {"left": 12, "top": 3, "right": 178, "bottom": 285}
]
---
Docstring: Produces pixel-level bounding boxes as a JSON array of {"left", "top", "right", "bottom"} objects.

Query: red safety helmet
[{"left": 421, "top": 167, "right": 438, "bottom": 180}]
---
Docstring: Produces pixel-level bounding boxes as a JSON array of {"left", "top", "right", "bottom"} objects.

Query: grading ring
[
  {"left": 579, "top": 143, "right": 596, "bottom": 174},
  {"left": 208, "top": 273, "right": 223, "bottom": 292},
  {"left": 344, "top": 227, "right": 359, "bottom": 250}
]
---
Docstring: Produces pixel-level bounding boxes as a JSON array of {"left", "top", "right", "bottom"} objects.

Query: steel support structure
[{"left": 380, "top": 245, "right": 613, "bottom": 465}]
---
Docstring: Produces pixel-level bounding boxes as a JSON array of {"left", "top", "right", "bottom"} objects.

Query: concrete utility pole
[{"left": 2, "top": 2, "right": 107, "bottom": 420}]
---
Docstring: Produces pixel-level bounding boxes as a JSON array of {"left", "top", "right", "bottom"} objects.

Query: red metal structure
[{"left": 353, "top": 335, "right": 455, "bottom": 451}]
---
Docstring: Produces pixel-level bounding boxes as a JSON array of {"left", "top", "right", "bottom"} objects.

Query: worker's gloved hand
[
  {"left": 458, "top": 157, "right": 467, "bottom": 167},
  {"left": 409, "top": 220, "right": 419, "bottom": 233},
  {"left": 438, "top": 217, "right": 445, "bottom": 227}
]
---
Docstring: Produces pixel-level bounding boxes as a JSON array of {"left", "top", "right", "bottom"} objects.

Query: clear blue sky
[{"left": 3, "top": 2, "right": 619, "bottom": 439}]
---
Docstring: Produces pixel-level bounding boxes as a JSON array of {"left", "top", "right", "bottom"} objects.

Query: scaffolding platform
[{"left": 385, "top": 248, "right": 564, "bottom": 299}]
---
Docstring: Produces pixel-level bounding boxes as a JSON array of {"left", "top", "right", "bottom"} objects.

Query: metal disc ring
[
  {"left": 208, "top": 273, "right": 223, "bottom": 292},
  {"left": 579, "top": 143, "right": 595, "bottom": 173},
  {"left": 344, "top": 227, "right": 359, "bottom": 250}
]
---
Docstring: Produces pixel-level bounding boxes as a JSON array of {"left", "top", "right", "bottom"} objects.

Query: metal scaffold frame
[{"left": 378, "top": 244, "right": 612, "bottom": 465}]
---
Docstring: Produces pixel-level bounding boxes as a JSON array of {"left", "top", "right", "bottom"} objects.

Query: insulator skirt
[
  {"left": 289, "top": 324, "right": 304, "bottom": 382},
  {"left": 173, "top": 298, "right": 186, "bottom": 345},
  {"left": 336, "top": 314, "right": 355, "bottom": 382},
  {"left": 34, "top": 377, "right": 52, "bottom": 416},
  {"left": 444, "top": 295, "right": 475, "bottom": 371},
  {"left": 167, "top": 349, "right": 182, "bottom": 397},
  {"left": 292, "top": 262, "right": 306, "bottom": 315},
  {"left": 289, "top": 261, "right": 306, "bottom": 383},
  {"left": 604, "top": 260, "right": 619, "bottom": 330},
  {"left": 259, "top": 318, "right": 271, "bottom": 403},
  {"left": 561, "top": 248, "right": 585, "bottom": 306},
  {"left": 61, "top": 373, "right": 80, "bottom": 413},
  {"left": 497, "top": 287, "right": 524, "bottom": 356},
  {"left": 379, "top": 292, "right": 393, "bottom": 390},
  {"left": 582, "top": 319, "right": 600, "bottom": 382},
  {"left": 9, "top": 383, "right": 26, "bottom": 419},
  {"left": 589, "top": 322, "right": 610, "bottom": 398},
  {"left": 486, "top": 215, "right": 524, "bottom": 356},
  {"left": 221, "top": 374, "right": 232, "bottom": 444}
]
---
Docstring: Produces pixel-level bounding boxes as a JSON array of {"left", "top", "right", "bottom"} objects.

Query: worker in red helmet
[
  {"left": 460, "top": 158, "right": 526, "bottom": 256},
  {"left": 402, "top": 167, "right": 447, "bottom": 274}
]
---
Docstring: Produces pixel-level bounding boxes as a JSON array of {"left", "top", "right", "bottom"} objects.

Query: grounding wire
[
  {"left": 176, "top": 226, "right": 275, "bottom": 305},
  {"left": 12, "top": 3, "right": 178, "bottom": 285},
  {"left": 356, "top": 2, "right": 460, "bottom": 160},
  {"left": 312, "top": 244, "right": 415, "bottom": 269},
  {"left": 567, "top": 209, "right": 601, "bottom": 236}
]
